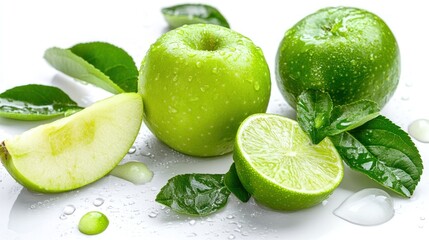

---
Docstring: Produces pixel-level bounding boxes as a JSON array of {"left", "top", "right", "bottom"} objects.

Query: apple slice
[{"left": 0, "top": 93, "right": 143, "bottom": 193}]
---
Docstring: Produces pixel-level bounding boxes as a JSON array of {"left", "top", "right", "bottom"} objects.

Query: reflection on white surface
[{"left": 334, "top": 188, "right": 395, "bottom": 226}]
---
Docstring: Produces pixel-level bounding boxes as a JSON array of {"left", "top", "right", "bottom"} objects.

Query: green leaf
[
  {"left": 0, "top": 84, "right": 83, "bottom": 120},
  {"left": 44, "top": 42, "right": 138, "bottom": 93},
  {"left": 297, "top": 90, "right": 380, "bottom": 144},
  {"left": 325, "top": 100, "right": 380, "bottom": 135},
  {"left": 330, "top": 115, "right": 423, "bottom": 197},
  {"left": 297, "top": 90, "right": 333, "bottom": 144},
  {"left": 224, "top": 163, "right": 251, "bottom": 202},
  {"left": 162, "top": 4, "right": 230, "bottom": 29},
  {"left": 156, "top": 174, "right": 230, "bottom": 216}
]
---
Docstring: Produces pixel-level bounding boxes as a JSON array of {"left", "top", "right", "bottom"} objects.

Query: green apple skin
[
  {"left": 276, "top": 7, "right": 400, "bottom": 109},
  {"left": 0, "top": 93, "right": 143, "bottom": 193},
  {"left": 139, "top": 24, "right": 271, "bottom": 157}
]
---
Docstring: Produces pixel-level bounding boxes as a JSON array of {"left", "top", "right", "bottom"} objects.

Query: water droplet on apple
[
  {"left": 408, "top": 119, "right": 429, "bottom": 143},
  {"left": 254, "top": 82, "right": 260, "bottom": 91},
  {"left": 212, "top": 67, "right": 218, "bottom": 74},
  {"left": 333, "top": 188, "right": 394, "bottom": 226},
  {"left": 168, "top": 106, "right": 178, "bottom": 114},
  {"left": 196, "top": 61, "right": 202, "bottom": 68}
]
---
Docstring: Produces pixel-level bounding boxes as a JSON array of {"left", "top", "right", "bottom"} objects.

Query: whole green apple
[
  {"left": 276, "top": 7, "right": 400, "bottom": 109},
  {"left": 139, "top": 24, "right": 271, "bottom": 157}
]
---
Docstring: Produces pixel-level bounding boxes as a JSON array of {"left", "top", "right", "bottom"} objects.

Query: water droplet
[
  {"left": 128, "top": 146, "right": 136, "bottom": 154},
  {"left": 78, "top": 211, "right": 109, "bottom": 235},
  {"left": 59, "top": 214, "right": 68, "bottom": 220},
  {"left": 420, "top": 216, "right": 426, "bottom": 221},
  {"left": 333, "top": 188, "right": 394, "bottom": 226},
  {"left": 408, "top": 119, "right": 429, "bottom": 143},
  {"left": 254, "top": 82, "right": 260, "bottom": 91},
  {"left": 110, "top": 161, "right": 154, "bottom": 185},
  {"left": 148, "top": 212, "right": 158, "bottom": 218},
  {"left": 228, "top": 234, "right": 236, "bottom": 239},
  {"left": 30, "top": 204, "right": 36, "bottom": 210},
  {"left": 93, "top": 198, "right": 105, "bottom": 207},
  {"left": 212, "top": 67, "right": 218, "bottom": 74},
  {"left": 189, "top": 219, "right": 196, "bottom": 225},
  {"left": 401, "top": 95, "right": 410, "bottom": 101},
  {"left": 168, "top": 106, "right": 178, "bottom": 114},
  {"left": 226, "top": 214, "right": 235, "bottom": 219},
  {"left": 196, "top": 61, "right": 201, "bottom": 68},
  {"left": 63, "top": 205, "right": 76, "bottom": 215}
]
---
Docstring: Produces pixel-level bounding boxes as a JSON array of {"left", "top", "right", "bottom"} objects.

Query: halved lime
[{"left": 233, "top": 114, "right": 343, "bottom": 210}]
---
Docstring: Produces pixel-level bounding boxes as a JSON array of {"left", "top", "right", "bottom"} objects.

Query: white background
[{"left": 1, "top": 0, "right": 428, "bottom": 239}]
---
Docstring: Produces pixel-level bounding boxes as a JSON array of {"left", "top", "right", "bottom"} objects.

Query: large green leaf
[
  {"left": 156, "top": 174, "right": 230, "bottom": 216},
  {"left": 330, "top": 116, "right": 423, "bottom": 197},
  {"left": 0, "top": 84, "right": 82, "bottom": 120},
  {"left": 44, "top": 42, "right": 138, "bottom": 93}
]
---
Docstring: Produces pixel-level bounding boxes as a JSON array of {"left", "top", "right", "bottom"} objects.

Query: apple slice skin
[
  {"left": 139, "top": 24, "right": 271, "bottom": 157},
  {"left": 0, "top": 93, "right": 143, "bottom": 193}
]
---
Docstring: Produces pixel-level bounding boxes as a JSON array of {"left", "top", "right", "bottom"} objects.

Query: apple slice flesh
[{"left": 0, "top": 93, "right": 143, "bottom": 193}]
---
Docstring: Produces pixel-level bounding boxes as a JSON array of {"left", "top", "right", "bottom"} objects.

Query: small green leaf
[
  {"left": 162, "top": 4, "right": 230, "bottom": 29},
  {"left": 0, "top": 84, "right": 83, "bottom": 120},
  {"left": 297, "top": 90, "right": 333, "bottom": 144},
  {"left": 156, "top": 174, "right": 230, "bottom": 216},
  {"left": 297, "top": 90, "right": 380, "bottom": 144},
  {"left": 44, "top": 42, "right": 138, "bottom": 93},
  {"left": 325, "top": 100, "right": 380, "bottom": 135},
  {"left": 224, "top": 163, "right": 251, "bottom": 202},
  {"left": 330, "top": 115, "right": 423, "bottom": 197}
]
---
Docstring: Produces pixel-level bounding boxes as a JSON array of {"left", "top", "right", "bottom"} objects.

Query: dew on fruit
[
  {"left": 196, "top": 61, "right": 202, "bottom": 68},
  {"left": 408, "top": 119, "right": 429, "bottom": 143},
  {"left": 333, "top": 188, "right": 394, "bottom": 226},
  {"left": 254, "top": 82, "right": 260, "bottom": 91},
  {"left": 168, "top": 106, "right": 178, "bottom": 114},
  {"left": 110, "top": 161, "right": 154, "bottom": 185}
]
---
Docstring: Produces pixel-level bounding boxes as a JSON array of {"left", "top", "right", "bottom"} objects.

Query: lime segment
[{"left": 233, "top": 114, "right": 343, "bottom": 210}]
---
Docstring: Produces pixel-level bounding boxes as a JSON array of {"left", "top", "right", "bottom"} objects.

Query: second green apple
[{"left": 139, "top": 24, "right": 271, "bottom": 157}]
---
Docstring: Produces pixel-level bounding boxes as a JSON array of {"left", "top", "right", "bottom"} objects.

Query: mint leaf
[
  {"left": 44, "top": 42, "right": 138, "bottom": 94},
  {"left": 330, "top": 115, "right": 423, "bottom": 197},
  {"left": 224, "top": 163, "right": 251, "bottom": 202},
  {"left": 297, "top": 90, "right": 333, "bottom": 144},
  {"left": 0, "top": 84, "right": 82, "bottom": 120},
  {"left": 297, "top": 90, "right": 380, "bottom": 144},
  {"left": 162, "top": 4, "right": 230, "bottom": 29},
  {"left": 156, "top": 174, "right": 230, "bottom": 216}
]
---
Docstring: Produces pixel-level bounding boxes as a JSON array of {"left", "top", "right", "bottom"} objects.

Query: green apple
[
  {"left": 139, "top": 24, "right": 271, "bottom": 157},
  {"left": 0, "top": 93, "right": 143, "bottom": 193},
  {"left": 276, "top": 6, "right": 400, "bottom": 109}
]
